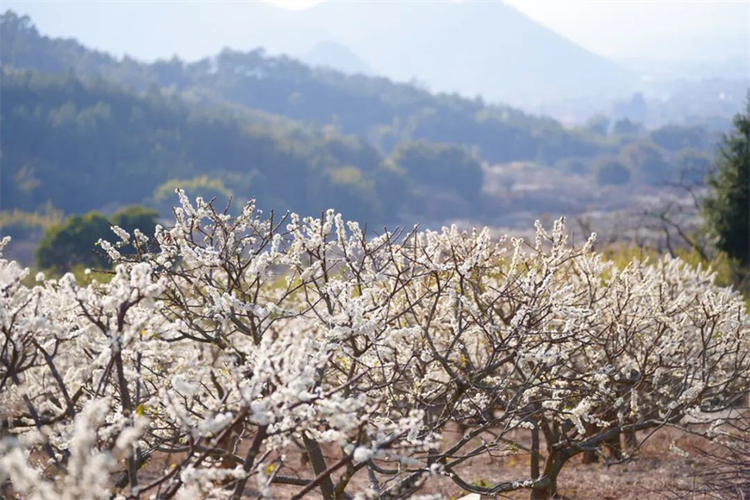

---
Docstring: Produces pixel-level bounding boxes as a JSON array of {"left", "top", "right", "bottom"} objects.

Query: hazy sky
[
  {"left": 4, "top": 0, "right": 749, "bottom": 63},
  {"left": 265, "top": 0, "right": 749, "bottom": 61},
  {"left": 504, "top": 0, "right": 749, "bottom": 61}
]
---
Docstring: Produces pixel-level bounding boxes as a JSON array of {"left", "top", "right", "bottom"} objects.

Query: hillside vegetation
[
  {"left": 0, "top": 11, "right": 726, "bottom": 255},
  {"left": 1, "top": 69, "right": 408, "bottom": 222},
  {"left": 1, "top": 10, "right": 603, "bottom": 165}
]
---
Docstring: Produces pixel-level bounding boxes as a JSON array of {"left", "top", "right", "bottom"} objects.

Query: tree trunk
[
  {"left": 581, "top": 422, "right": 599, "bottom": 464},
  {"left": 582, "top": 426, "right": 623, "bottom": 463},
  {"left": 530, "top": 423, "right": 540, "bottom": 479},
  {"left": 529, "top": 450, "right": 567, "bottom": 500},
  {"left": 581, "top": 449, "right": 598, "bottom": 464},
  {"left": 303, "top": 434, "right": 336, "bottom": 499},
  {"left": 624, "top": 429, "right": 637, "bottom": 454},
  {"left": 530, "top": 476, "right": 558, "bottom": 500}
]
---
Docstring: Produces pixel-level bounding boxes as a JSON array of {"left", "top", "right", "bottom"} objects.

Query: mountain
[
  {"left": 0, "top": 10, "right": 606, "bottom": 166},
  {"left": 303, "top": 40, "right": 374, "bottom": 76},
  {"left": 0, "top": 10, "right": 725, "bottom": 266},
  {"left": 301, "top": 1, "right": 636, "bottom": 105},
  {"left": 1, "top": 0, "right": 635, "bottom": 106}
]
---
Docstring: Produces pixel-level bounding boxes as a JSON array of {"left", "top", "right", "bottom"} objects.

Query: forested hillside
[
  {"left": 1, "top": 11, "right": 603, "bottom": 164},
  {"left": 1, "top": 69, "right": 412, "bottom": 222},
  {"left": 0, "top": 10, "right": 722, "bottom": 245}
]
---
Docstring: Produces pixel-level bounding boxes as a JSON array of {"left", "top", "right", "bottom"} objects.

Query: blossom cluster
[{"left": 1, "top": 193, "right": 748, "bottom": 500}]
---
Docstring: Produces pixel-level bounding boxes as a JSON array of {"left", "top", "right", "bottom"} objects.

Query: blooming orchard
[{"left": 1, "top": 192, "right": 748, "bottom": 500}]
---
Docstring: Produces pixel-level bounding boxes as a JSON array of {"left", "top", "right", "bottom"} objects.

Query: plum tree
[{"left": 1, "top": 193, "right": 748, "bottom": 500}]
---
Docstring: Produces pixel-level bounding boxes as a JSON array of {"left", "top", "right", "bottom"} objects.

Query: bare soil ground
[{"left": 198, "top": 427, "right": 714, "bottom": 500}]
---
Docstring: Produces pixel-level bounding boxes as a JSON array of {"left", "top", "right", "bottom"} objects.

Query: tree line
[{"left": 1, "top": 69, "right": 483, "bottom": 227}]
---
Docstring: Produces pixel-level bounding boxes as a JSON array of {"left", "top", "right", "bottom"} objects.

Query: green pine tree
[{"left": 703, "top": 98, "right": 750, "bottom": 267}]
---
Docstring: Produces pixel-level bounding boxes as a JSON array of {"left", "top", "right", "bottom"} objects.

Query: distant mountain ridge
[
  {"left": 303, "top": 41, "right": 374, "bottom": 76},
  {"left": 0, "top": 10, "right": 605, "bottom": 166},
  {"left": 0, "top": 0, "right": 635, "bottom": 106},
  {"left": 300, "top": 1, "right": 636, "bottom": 104}
]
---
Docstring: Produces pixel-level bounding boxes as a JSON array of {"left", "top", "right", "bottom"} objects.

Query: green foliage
[
  {"left": 0, "top": 202, "right": 63, "bottom": 239},
  {"left": 1, "top": 10, "right": 605, "bottom": 167},
  {"left": 36, "top": 212, "right": 111, "bottom": 271},
  {"left": 555, "top": 157, "right": 590, "bottom": 175},
  {"left": 0, "top": 68, "right": 399, "bottom": 224},
  {"left": 110, "top": 205, "right": 159, "bottom": 233},
  {"left": 373, "top": 162, "right": 409, "bottom": 222},
  {"left": 391, "top": 141, "right": 483, "bottom": 201},
  {"left": 0, "top": 10, "right": 724, "bottom": 232},
  {"left": 110, "top": 205, "right": 159, "bottom": 255},
  {"left": 151, "top": 177, "right": 234, "bottom": 214},
  {"left": 602, "top": 244, "right": 659, "bottom": 270},
  {"left": 604, "top": 243, "right": 747, "bottom": 303},
  {"left": 585, "top": 114, "right": 610, "bottom": 136},
  {"left": 620, "top": 141, "right": 671, "bottom": 184},
  {"left": 612, "top": 92, "right": 647, "bottom": 124},
  {"left": 612, "top": 118, "right": 642, "bottom": 136},
  {"left": 674, "top": 247, "right": 739, "bottom": 291},
  {"left": 316, "top": 167, "right": 384, "bottom": 224},
  {"left": 703, "top": 100, "right": 750, "bottom": 267},
  {"left": 35, "top": 205, "right": 158, "bottom": 271},
  {"left": 676, "top": 148, "right": 711, "bottom": 184},
  {"left": 650, "top": 124, "right": 708, "bottom": 152},
  {"left": 594, "top": 158, "right": 632, "bottom": 186}
]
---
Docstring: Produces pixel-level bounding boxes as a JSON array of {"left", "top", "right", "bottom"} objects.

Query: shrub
[
  {"left": 0, "top": 203, "right": 63, "bottom": 239},
  {"left": 317, "top": 166, "right": 384, "bottom": 224},
  {"left": 35, "top": 211, "right": 111, "bottom": 271},
  {"left": 35, "top": 205, "right": 158, "bottom": 272},
  {"left": 676, "top": 148, "right": 711, "bottom": 185}
]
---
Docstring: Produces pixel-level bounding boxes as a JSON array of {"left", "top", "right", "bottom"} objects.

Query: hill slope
[
  {"left": 0, "top": 69, "right": 403, "bottom": 223},
  {"left": 0, "top": 1, "right": 635, "bottom": 105},
  {"left": 0, "top": 11, "right": 605, "bottom": 165},
  {"left": 301, "top": 1, "right": 636, "bottom": 104}
]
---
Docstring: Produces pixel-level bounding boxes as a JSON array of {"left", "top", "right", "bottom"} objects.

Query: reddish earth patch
[
  {"left": 125, "top": 427, "right": 719, "bottom": 499},
  {"left": 254, "top": 428, "right": 715, "bottom": 499}
]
